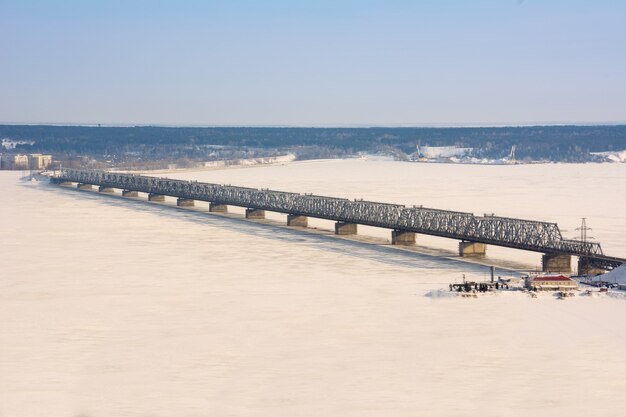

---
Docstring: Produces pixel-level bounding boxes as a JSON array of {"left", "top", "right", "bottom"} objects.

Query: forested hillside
[{"left": 1, "top": 124, "right": 625, "bottom": 164}]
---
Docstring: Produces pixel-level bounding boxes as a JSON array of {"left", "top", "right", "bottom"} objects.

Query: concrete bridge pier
[
  {"left": 245, "top": 208, "right": 265, "bottom": 219},
  {"left": 77, "top": 183, "right": 92, "bottom": 190},
  {"left": 335, "top": 222, "right": 357, "bottom": 235},
  {"left": 98, "top": 186, "right": 115, "bottom": 193},
  {"left": 177, "top": 198, "right": 194, "bottom": 207},
  {"left": 542, "top": 253, "right": 572, "bottom": 273},
  {"left": 577, "top": 257, "right": 605, "bottom": 276},
  {"left": 148, "top": 193, "right": 165, "bottom": 202},
  {"left": 391, "top": 230, "right": 416, "bottom": 245},
  {"left": 209, "top": 202, "right": 228, "bottom": 213},
  {"left": 122, "top": 190, "right": 138, "bottom": 197},
  {"left": 459, "top": 241, "right": 487, "bottom": 257},
  {"left": 287, "top": 214, "right": 308, "bottom": 227}
]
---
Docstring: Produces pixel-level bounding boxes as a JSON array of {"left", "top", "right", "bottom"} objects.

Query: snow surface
[
  {"left": 591, "top": 149, "right": 626, "bottom": 162},
  {"left": 593, "top": 264, "right": 626, "bottom": 284},
  {"left": 203, "top": 154, "right": 296, "bottom": 168},
  {"left": 1, "top": 160, "right": 626, "bottom": 417},
  {"left": 0, "top": 138, "right": 34, "bottom": 149},
  {"left": 420, "top": 146, "right": 472, "bottom": 158}
]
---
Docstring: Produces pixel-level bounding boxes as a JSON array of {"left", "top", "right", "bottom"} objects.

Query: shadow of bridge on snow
[{"left": 31, "top": 181, "right": 519, "bottom": 276}]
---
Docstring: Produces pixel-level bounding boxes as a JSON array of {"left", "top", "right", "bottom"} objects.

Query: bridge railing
[{"left": 53, "top": 168, "right": 605, "bottom": 257}]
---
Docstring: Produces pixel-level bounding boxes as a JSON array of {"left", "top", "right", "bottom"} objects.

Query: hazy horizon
[{"left": 1, "top": 121, "right": 625, "bottom": 129}]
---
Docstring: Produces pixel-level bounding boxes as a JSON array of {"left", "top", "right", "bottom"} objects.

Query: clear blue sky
[{"left": 1, "top": 0, "right": 624, "bottom": 126}]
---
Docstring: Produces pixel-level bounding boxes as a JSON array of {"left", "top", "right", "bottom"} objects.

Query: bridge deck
[{"left": 51, "top": 168, "right": 620, "bottom": 261}]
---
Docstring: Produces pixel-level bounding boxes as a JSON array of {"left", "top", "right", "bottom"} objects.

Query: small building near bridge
[
  {"left": 526, "top": 275, "right": 578, "bottom": 291},
  {"left": 29, "top": 154, "right": 53, "bottom": 170}
]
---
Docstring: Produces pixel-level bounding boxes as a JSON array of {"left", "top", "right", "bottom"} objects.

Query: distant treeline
[{"left": 1, "top": 124, "right": 625, "bottom": 162}]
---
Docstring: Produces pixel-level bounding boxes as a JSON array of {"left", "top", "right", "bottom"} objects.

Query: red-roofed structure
[
  {"left": 533, "top": 275, "right": 571, "bottom": 282},
  {"left": 526, "top": 275, "right": 577, "bottom": 291}
]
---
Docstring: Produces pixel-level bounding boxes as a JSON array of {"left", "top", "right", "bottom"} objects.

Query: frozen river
[{"left": 1, "top": 159, "right": 626, "bottom": 416}]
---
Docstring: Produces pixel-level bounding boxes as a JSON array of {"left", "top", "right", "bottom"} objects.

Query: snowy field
[{"left": 1, "top": 159, "right": 626, "bottom": 416}]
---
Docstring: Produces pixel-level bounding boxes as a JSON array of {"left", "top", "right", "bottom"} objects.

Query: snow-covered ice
[{"left": 1, "top": 160, "right": 626, "bottom": 416}]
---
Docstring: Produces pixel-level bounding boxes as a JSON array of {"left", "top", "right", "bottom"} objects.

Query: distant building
[
  {"left": 526, "top": 275, "right": 578, "bottom": 291},
  {"left": 28, "top": 154, "right": 53, "bottom": 170},
  {"left": 0, "top": 154, "right": 29, "bottom": 170}
]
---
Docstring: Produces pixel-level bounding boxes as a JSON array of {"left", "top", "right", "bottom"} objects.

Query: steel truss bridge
[{"left": 51, "top": 168, "right": 623, "bottom": 270}]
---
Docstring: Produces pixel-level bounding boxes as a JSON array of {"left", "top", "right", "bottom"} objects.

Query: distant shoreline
[{"left": 2, "top": 121, "right": 626, "bottom": 128}]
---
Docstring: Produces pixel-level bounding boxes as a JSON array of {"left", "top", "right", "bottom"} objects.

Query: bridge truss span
[{"left": 52, "top": 168, "right": 608, "bottom": 259}]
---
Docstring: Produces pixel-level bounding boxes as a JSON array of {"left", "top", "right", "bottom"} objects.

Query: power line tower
[{"left": 575, "top": 218, "right": 594, "bottom": 244}]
